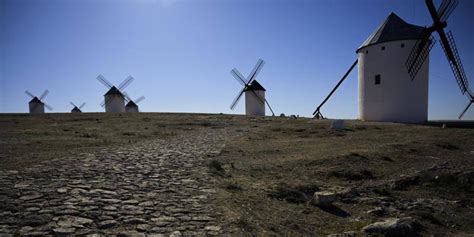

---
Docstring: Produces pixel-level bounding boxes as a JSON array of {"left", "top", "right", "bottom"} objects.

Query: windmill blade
[
  {"left": 25, "top": 90, "right": 36, "bottom": 98},
  {"left": 70, "top": 102, "right": 77, "bottom": 108},
  {"left": 135, "top": 96, "right": 145, "bottom": 104},
  {"left": 406, "top": 34, "right": 436, "bottom": 80},
  {"left": 118, "top": 75, "right": 134, "bottom": 91},
  {"left": 248, "top": 89, "right": 274, "bottom": 116},
  {"left": 230, "top": 88, "right": 245, "bottom": 110},
  {"left": 439, "top": 31, "right": 469, "bottom": 94},
  {"left": 44, "top": 103, "right": 53, "bottom": 111},
  {"left": 121, "top": 91, "right": 131, "bottom": 103},
  {"left": 101, "top": 96, "right": 112, "bottom": 108},
  {"left": 437, "top": 0, "right": 458, "bottom": 22},
  {"left": 97, "top": 75, "right": 113, "bottom": 89},
  {"left": 39, "top": 90, "right": 49, "bottom": 100},
  {"left": 313, "top": 59, "right": 358, "bottom": 116},
  {"left": 79, "top": 102, "right": 86, "bottom": 109},
  {"left": 246, "top": 59, "right": 265, "bottom": 84},
  {"left": 248, "top": 90, "right": 266, "bottom": 107},
  {"left": 458, "top": 100, "right": 473, "bottom": 119},
  {"left": 230, "top": 69, "right": 247, "bottom": 86},
  {"left": 264, "top": 99, "right": 275, "bottom": 116}
]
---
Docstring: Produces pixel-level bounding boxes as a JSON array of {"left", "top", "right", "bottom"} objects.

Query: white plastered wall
[
  {"left": 358, "top": 39, "right": 429, "bottom": 123},
  {"left": 245, "top": 90, "right": 265, "bottom": 116}
]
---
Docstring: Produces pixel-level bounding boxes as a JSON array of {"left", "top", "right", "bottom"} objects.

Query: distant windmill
[
  {"left": 125, "top": 95, "right": 145, "bottom": 113},
  {"left": 230, "top": 59, "right": 275, "bottom": 116},
  {"left": 70, "top": 102, "right": 86, "bottom": 113},
  {"left": 25, "top": 90, "right": 53, "bottom": 114},
  {"left": 312, "top": 0, "right": 472, "bottom": 122},
  {"left": 405, "top": 0, "right": 472, "bottom": 119},
  {"left": 96, "top": 75, "right": 133, "bottom": 113}
]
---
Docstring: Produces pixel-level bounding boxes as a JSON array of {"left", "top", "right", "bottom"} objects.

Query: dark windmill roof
[
  {"left": 71, "top": 107, "right": 81, "bottom": 112},
  {"left": 357, "top": 12, "right": 425, "bottom": 52},
  {"left": 126, "top": 100, "right": 138, "bottom": 107},
  {"left": 104, "top": 86, "right": 124, "bottom": 96},
  {"left": 29, "top": 97, "right": 43, "bottom": 104},
  {"left": 244, "top": 80, "right": 266, "bottom": 92}
]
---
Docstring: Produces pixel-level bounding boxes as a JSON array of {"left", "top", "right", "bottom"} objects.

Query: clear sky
[{"left": 1, "top": 0, "right": 473, "bottom": 119}]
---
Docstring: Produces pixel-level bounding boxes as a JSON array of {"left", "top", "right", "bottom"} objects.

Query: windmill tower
[
  {"left": 70, "top": 102, "right": 86, "bottom": 113},
  {"left": 357, "top": 13, "right": 429, "bottom": 123},
  {"left": 125, "top": 96, "right": 145, "bottom": 113},
  {"left": 96, "top": 75, "right": 134, "bottom": 113},
  {"left": 230, "top": 59, "right": 275, "bottom": 116},
  {"left": 312, "top": 0, "right": 472, "bottom": 122},
  {"left": 25, "top": 90, "right": 53, "bottom": 114}
]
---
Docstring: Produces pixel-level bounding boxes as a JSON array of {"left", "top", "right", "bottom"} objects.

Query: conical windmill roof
[
  {"left": 126, "top": 100, "right": 138, "bottom": 107},
  {"left": 71, "top": 107, "right": 81, "bottom": 112},
  {"left": 104, "top": 86, "right": 124, "bottom": 96},
  {"left": 356, "top": 12, "right": 425, "bottom": 53},
  {"left": 244, "top": 80, "right": 266, "bottom": 92},
  {"left": 29, "top": 97, "right": 43, "bottom": 104}
]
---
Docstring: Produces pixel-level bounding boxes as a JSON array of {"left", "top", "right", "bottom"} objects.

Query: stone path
[{"left": 0, "top": 129, "right": 229, "bottom": 236}]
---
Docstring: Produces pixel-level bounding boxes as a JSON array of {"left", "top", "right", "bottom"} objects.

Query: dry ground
[{"left": 0, "top": 113, "right": 473, "bottom": 236}]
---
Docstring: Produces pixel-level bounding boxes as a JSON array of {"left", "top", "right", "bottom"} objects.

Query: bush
[
  {"left": 208, "top": 159, "right": 225, "bottom": 176},
  {"left": 268, "top": 183, "right": 319, "bottom": 203},
  {"left": 329, "top": 169, "right": 375, "bottom": 181}
]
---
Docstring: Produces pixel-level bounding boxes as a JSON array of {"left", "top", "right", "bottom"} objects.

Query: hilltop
[{"left": 0, "top": 113, "right": 473, "bottom": 236}]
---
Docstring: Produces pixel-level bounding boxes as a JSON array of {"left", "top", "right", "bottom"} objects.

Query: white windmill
[
  {"left": 230, "top": 59, "right": 275, "bottom": 116},
  {"left": 313, "top": 0, "right": 472, "bottom": 122},
  {"left": 96, "top": 75, "right": 134, "bottom": 113},
  {"left": 125, "top": 95, "right": 145, "bottom": 113},
  {"left": 25, "top": 90, "right": 53, "bottom": 114},
  {"left": 70, "top": 102, "right": 86, "bottom": 113}
]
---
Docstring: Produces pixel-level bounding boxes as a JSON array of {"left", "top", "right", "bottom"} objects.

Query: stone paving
[{"left": 0, "top": 128, "right": 229, "bottom": 236}]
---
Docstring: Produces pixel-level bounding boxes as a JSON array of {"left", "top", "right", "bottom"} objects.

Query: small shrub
[
  {"left": 381, "top": 156, "right": 394, "bottom": 162},
  {"left": 435, "top": 142, "right": 459, "bottom": 150},
  {"left": 329, "top": 169, "right": 375, "bottom": 180},
  {"left": 268, "top": 183, "right": 319, "bottom": 204},
  {"left": 208, "top": 159, "right": 225, "bottom": 176},
  {"left": 372, "top": 186, "right": 392, "bottom": 196},
  {"left": 225, "top": 182, "right": 243, "bottom": 191},
  {"left": 235, "top": 217, "right": 254, "bottom": 232}
]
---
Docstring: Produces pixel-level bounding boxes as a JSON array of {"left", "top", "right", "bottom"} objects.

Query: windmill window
[
  {"left": 381, "top": 46, "right": 385, "bottom": 51},
  {"left": 375, "top": 74, "right": 381, "bottom": 85},
  {"left": 401, "top": 43, "right": 405, "bottom": 48},
  {"left": 366, "top": 50, "right": 369, "bottom": 54}
]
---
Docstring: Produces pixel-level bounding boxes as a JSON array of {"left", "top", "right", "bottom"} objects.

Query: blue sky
[{"left": 0, "top": 0, "right": 473, "bottom": 119}]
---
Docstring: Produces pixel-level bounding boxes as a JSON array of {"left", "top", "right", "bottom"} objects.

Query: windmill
[
  {"left": 25, "top": 90, "right": 53, "bottom": 114},
  {"left": 405, "top": 0, "right": 472, "bottom": 119},
  {"left": 312, "top": 0, "right": 471, "bottom": 122},
  {"left": 70, "top": 102, "right": 86, "bottom": 113},
  {"left": 230, "top": 59, "right": 275, "bottom": 116},
  {"left": 125, "top": 95, "right": 145, "bottom": 113},
  {"left": 96, "top": 74, "right": 133, "bottom": 113}
]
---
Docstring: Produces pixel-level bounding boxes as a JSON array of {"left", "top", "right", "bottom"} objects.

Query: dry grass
[
  {"left": 1, "top": 113, "right": 473, "bottom": 235},
  {"left": 214, "top": 118, "right": 474, "bottom": 235}
]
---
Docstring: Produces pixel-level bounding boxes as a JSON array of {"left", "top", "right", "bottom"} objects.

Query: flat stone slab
[{"left": 0, "top": 129, "right": 229, "bottom": 236}]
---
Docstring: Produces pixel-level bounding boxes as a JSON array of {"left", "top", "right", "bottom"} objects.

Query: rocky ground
[
  {"left": 0, "top": 113, "right": 473, "bottom": 236},
  {"left": 0, "top": 127, "right": 229, "bottom": 236}
]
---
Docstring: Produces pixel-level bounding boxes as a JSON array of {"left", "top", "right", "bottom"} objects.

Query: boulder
[
  {"left": 362, "top": 217, "right": 422, "bottom": 237},
  {"left": 311, "top": 191, "right": 336, "bottom": 206}
]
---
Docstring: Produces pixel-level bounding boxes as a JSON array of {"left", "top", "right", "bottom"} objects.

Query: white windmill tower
[
  {"left": 230, "top": 59, "right": 275, "bottom": 116},
  {"left": 356, "top": 12, "right": 429, "bottom": 123},
  {"left": 70, "top": 102, "right": 86, "bottom": 113},
  {"left": 313, "top": 0, "right": 472, "bottom": 122},
  {"left": 125, "top": 95, "right": 145, "bottom": 113},
  {"left": 96, "top": 75, "right": 134, "bottom": 113},
  {"left": 25, "top": 90, "right": 53, "bottom": 114}
]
